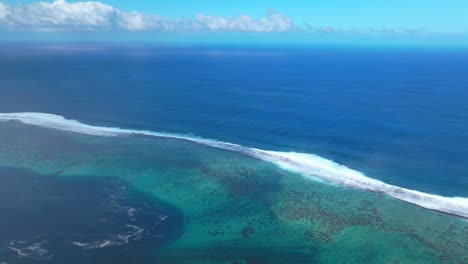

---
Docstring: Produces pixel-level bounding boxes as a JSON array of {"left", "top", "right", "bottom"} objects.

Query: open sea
[{"left": 0, "top": 45, "right": 467, "bottom": 263}]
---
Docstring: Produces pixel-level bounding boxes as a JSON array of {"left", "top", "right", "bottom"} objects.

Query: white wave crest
[
  {"left": 1, "top": 112, "right": 467, "bottom": 218},
  {"left": 71, "top": 224, "right": 145, "bottom": 249},
  {"left": 8, "top": 241, "right": 51, "bottom": 260}
]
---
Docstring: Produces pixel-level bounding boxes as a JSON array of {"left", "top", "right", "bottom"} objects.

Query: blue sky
[
  {"left": 100, "top": 0, "right": 468, "bottom": 34},
  {"left": 0, "top": 0, "right": 467, "bottom": 45}
]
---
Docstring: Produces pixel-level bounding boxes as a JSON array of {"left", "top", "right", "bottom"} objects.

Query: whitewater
[{"left": 1, "top": 112, "right": 467, "bottom": 219}]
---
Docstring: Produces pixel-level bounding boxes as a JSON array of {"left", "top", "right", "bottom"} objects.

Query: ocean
[
  {"left": 0, "top": 45, "right": 467, "bottom": 263},
  {"left": 1, "top": 45, "right": 467, "bottom": 197}
]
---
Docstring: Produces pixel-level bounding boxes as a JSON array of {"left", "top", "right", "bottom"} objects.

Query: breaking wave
[
  {"left": 8, "top": 241, "right": 51, "bottom": 260},
  {"left": 71, "top": 224, "right": 145, "bottom": 250},
  {"left": 1, "top": 112, "right": 467, "bottom": 218}
]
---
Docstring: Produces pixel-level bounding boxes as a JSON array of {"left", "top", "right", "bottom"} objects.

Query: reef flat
[{"left": 0, "top": 121, "right": 467, "bottom": 264}]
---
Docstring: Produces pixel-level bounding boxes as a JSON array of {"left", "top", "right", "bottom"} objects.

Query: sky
[{"left": 0, "top": 0, "right": 467, "bottom": 46}]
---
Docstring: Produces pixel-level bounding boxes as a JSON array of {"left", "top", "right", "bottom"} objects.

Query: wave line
[{"left": 1, "top": 112, "right": 467, "bottom": 218}]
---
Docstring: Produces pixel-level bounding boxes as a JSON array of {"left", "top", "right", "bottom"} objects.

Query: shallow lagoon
[{"left": 0, "top": 121, "right": 467, "bottom": 264}]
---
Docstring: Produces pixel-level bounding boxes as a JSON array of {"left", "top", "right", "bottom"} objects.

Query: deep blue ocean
[{"left": 1, "top": 45, "right": 467, "bottom": 197}]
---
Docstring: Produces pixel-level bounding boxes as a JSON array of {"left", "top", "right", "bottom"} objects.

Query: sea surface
[
  {"left": 1, "top": 45, "right": 468, "bottom": 196},
  {"left": 0, "top": 45, "right": 467, "bottom": 263}
]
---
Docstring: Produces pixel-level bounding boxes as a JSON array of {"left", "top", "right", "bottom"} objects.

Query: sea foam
[{"left": 1, "top": 112, "right": 467, "bottom": 218}]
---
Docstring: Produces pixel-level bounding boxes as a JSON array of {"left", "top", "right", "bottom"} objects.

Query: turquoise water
[{"left": 0, "top": 121, "right": 467, "bottom": 263}]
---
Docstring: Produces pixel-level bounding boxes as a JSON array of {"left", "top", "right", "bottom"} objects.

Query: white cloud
[
  {"left": 1, "top": 0, "right": 116, "bottom": 31},
  {"left": 195, "top": 10, "right": 292, "bottom": 32},
  {"left": 0, "top": 0, "right": 295, "bottom": 32},
  {"left": 0, "top": 2, "right": 9, "bottom": 20},
  {"left": 0, "top": 0, "right": 432, "bottom": 35}
]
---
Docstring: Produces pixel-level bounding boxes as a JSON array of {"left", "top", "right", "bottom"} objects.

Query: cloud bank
[
  {"left": 0, "top": 0, "right": 436, "bottom": 36},
  {"left": 0, "top": 0, "right": 294, "bottom": 32}
]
